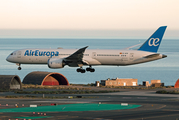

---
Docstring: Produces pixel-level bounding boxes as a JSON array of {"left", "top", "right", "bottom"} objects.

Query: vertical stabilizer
[{"left": 138, "top": 26, "right": 167, "bottom": 52}]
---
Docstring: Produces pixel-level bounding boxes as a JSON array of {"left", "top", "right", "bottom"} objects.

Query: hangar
[
  {"left": 0, "top": 75, "right": 22, "bottom": 89},
  {"left": 23, "top": 71, "right": 69, "bottom": 86},
  {"left": 174, "top": 79, "right": 179, "bottom": 88}
]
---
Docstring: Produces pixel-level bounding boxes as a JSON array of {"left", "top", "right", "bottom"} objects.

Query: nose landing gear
[
  {"left": 18, "top": 67, "right": 21, "bottom": 70},
  {"left": 16, "top": 63, "right": 21, "bottom": 70}
]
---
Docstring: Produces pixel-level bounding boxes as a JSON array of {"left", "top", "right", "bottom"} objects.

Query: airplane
[{"left": 6, "top": 26, "right": 167, "bottom": 73}]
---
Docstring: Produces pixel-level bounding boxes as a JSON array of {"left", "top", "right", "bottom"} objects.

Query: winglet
[{"left": 138, "top": 26, "right": 167, "bottom": 52}]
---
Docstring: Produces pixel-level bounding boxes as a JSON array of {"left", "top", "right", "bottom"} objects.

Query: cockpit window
[{"left": 10, "top": 53, "right": 13, "bottom": 55}]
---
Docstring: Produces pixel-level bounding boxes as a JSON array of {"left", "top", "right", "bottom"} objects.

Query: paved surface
[{"left": 0, "top": 89, "right": 179, "bottom": 120}]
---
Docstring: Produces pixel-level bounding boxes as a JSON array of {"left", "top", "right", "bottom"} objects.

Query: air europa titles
[{"left": 24, "top": 50, "right": 59, "bottom": 57}]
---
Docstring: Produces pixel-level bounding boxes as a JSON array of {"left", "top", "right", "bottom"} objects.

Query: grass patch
[
  {"left": 156, "top": 90, "right": 179, "bottom": 94},
  {"left": 15, "top": 90, "right": 120, "bottom": 94},
  {"left": 99, "top": 86, "right": 172, "bottom": 89},
  {"left": 22, "top": 84, "right": 91, "bottom": 90}
]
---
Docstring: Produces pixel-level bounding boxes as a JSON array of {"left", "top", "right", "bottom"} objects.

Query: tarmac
[{"left": 0, "top": 88, "right": 179, "bottom": 120}]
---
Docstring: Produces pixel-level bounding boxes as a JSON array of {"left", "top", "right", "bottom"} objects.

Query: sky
[{"left": 0, "top": 0, "right": 179, "bottom": 38}]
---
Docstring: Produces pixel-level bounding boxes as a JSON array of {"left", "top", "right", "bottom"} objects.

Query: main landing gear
[
  {"left": 76, "top": 66, "right": 95, "bottom": 73},
  {"left": 86, "top": 67, "right": 95, "bottom": 72},
  {"left": 76, "top": 68, "right": 86, "bottom": 73}
]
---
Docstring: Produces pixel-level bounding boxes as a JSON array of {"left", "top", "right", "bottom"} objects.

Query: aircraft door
[
  {"left": 129, "top": 53, "right": 134, "bottom": 60},
  {"left": 92, "top": 52, "right": 96, "bottom": 59},
  {"left": 17, "top": 51, "right": 21, "bottom": 58}
]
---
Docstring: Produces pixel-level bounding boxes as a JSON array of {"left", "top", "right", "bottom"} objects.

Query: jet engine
[{"left": 48, "top": 58, "right": 65, "bottom": 68}]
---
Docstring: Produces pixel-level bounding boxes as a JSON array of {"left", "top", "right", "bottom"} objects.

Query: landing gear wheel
[
  {"left": 16, "top": 63, "right": 21, "bottom": 70},
  {"left": 81, "top": 69, "right": 86, "bottom": 73},
  {"left": 77, "top": 68, "right": 81, "bottom": 72},
  {"left": 86, "top": 67, "right": 91, "bottom": 71},
  {"left": 18, "top": 67, "right": 21, "bottom": 70},
  {"left": 86, "top": 66, "right": 95, "bottom": 72},
  {"left": 76, "top": 68, "right": 86, "bottom": 73},
  {"left": 90, "top": 68, "right": 95, "bottom": 72}
]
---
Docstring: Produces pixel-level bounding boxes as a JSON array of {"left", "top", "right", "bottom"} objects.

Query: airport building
[
  {"left": 23, "top": 71, "right": 69, "bottom": 86},
  {"left": 143, "top": 80, "right": 164, "bottom": 87},
  {"left": 143, "top": 81, "right": 150, "bottom": 87},
  {"left": 150, "top": 80, "right": 164, "bottom": 87},
  {"left": 100, "top": 78, "right": 138, "bottom": 86}
]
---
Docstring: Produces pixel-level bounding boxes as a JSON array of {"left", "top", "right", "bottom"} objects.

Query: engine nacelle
[{"left": 48, "top": 58, "right": 65, "bottom": 68}]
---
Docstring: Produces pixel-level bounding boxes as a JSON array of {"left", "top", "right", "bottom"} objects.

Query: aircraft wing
[
  {"left": 65, "top": 46, "right": 88, "bottom": 60},
  {"left": 63, "top": 46, "right": 88, "bottom": 67}
]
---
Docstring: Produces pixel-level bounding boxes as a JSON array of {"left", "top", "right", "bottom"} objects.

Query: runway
[{"left": 0, "top": 90, "right": 179, "bottom": 120}]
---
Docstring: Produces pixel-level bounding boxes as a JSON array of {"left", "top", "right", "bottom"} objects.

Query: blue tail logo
[
  {"left": 148, "top": 38, "right": 160, "bottom": 46},
  {"left": 138, "top": 26, "right": 167, "bottom": 52}
]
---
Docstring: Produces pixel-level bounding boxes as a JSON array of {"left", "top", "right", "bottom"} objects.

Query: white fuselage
[
  {"left": 6, "top": 48, "right": 164, "bottom": 67},
  {"left": 6, "top": 26, "right": 168, "bottom": 72}
]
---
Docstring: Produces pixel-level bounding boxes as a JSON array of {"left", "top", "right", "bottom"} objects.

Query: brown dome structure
[
  {"left": 0, "top": 75, "right": 22, "bottom": 89},
  {"left": 23, "top": 71, "right": 69, "bottom": 86}
]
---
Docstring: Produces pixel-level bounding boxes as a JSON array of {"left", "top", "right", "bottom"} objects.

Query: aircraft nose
[
  {"left": 162, "top": 54, "right": 167, "bottom": 58},
  {"left": 6, "top": 55, "right": 12, "bottom": 62},
  {"left": 6, "top": 56, "right": 10, "bottom": 62}
]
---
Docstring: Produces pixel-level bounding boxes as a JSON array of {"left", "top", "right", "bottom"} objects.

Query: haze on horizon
[{"left": 0, "top": 0, "right": 179, "bottom": 38}]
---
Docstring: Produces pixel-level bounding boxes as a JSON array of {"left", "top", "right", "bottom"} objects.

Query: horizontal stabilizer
[
  {"left": 143, "top": 54, "right": 160, "bottom": 58},
  {"left": 123, "top": 43, "right": 142, "bottom": 50}
]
